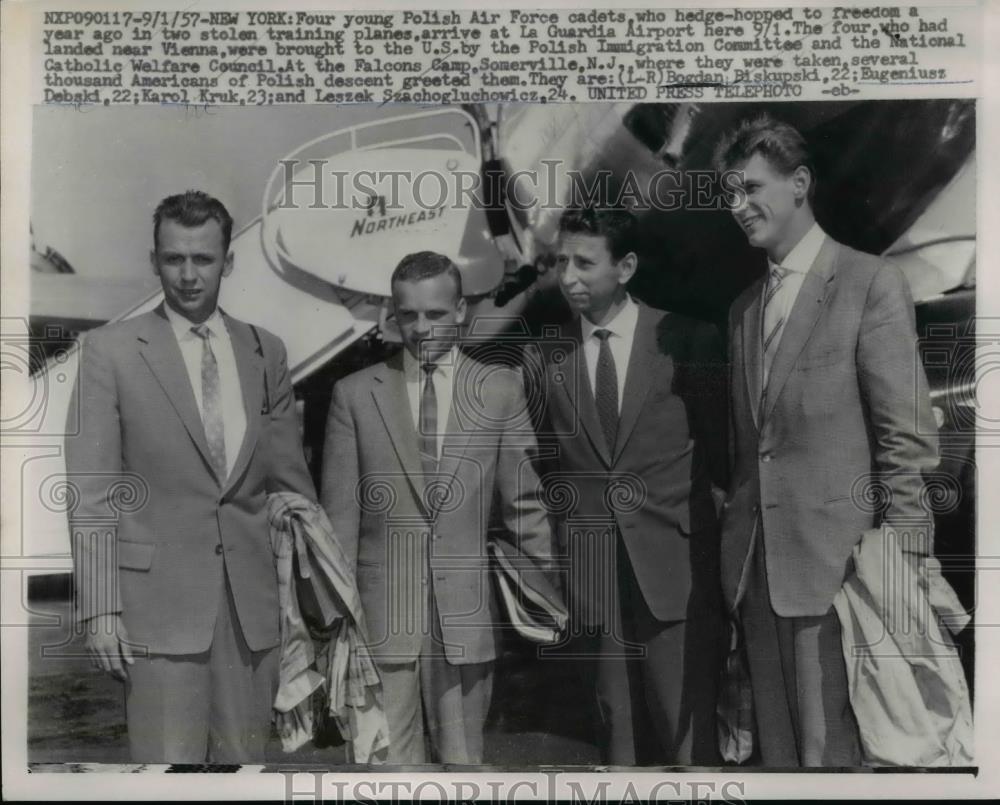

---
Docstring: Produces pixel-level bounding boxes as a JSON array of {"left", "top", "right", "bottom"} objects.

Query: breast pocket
[
  {"left": 796, "top": 348, "right": 849, "bottom": 371},
  {"left": 647, "top": 388, "right": 674, "bottom": 404},
  {"left": 117, "top": 539, "right": 155, "bottom": 571}
]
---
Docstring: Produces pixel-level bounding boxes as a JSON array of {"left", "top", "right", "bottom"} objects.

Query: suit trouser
[
  {"left": 378, "top": 580, "right": 494, "bottom": 765},
  {"left": 124, "top": 570, "right": 279, "bottom": 763},
  {"left": 739, "top": 520, "right": 861, "bottom": 766},
  {"left": 589, "top": 533, "right": 722, "bottom": 766}
]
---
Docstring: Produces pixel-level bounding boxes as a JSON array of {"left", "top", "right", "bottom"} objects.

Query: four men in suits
[
  {"left": 541, "top": 207, "right": 728, "bottom": 765},
  {"left": 66, "top": 191, "right": 316, "bottom": 762},
  {"left": 67, "top": 114, "right": 941, "bottom": 766},
  {"left": 714, "top": 115, "right": 940, "bottom": 765},
  {"left": 319, "top": 252, "right": 558, "bottom": 764}
]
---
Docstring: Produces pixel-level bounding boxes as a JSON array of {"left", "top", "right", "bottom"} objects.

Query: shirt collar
[
  {"left": 581, "top": 294, "right": 639, "bottom": 343},
  {"left": 768, "top": 221, "right": 826, "bottom": 276},
  {"left": 163, "top": 303, "right": 225, "bottom": 341},
  {"left": 403, "top": 344, "right": 458, "bottom": 382}
]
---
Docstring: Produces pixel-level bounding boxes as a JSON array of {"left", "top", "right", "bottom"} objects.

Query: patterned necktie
[
  {"left": 418, "top": 362, "right": 438, "bottom": 478},
  {"left": 593, "top": 329, "right": 618, "bottom": 453},
  {"left": 191, "top": 324, "right": 227, "bottom": 482},
  {"left": 761, "top": 265, "right": 791, "bottom": 401}
]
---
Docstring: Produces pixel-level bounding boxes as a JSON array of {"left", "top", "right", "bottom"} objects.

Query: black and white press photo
[
  {"left": 1, "top": 1, "right": 993, "bottom": 800},
  {"left": 15, "top": 96, "right": 976, "bottom": 765}
]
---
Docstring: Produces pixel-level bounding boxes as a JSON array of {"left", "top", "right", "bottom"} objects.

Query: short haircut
[
  {"left": 557, "top": 206, "right": 638, "bottom": 261},
  {"left": 391, "top": 251, "right": 463, "bottom": 300},
  {"left": 153, "top": 190, "right": 234, "bottom": 253},
  {"left": 713, "top": 114, "right": 816, "bottom": 202}
]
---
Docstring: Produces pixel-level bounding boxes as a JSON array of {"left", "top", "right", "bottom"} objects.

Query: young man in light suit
[
  {"left": 320, "top": 252, "right": 558, "bottom": 765},
  {"left": 541, "top": 207, "right": 728, "bottom": 765},
  {"left": 715, "top": 115, "right": 939, "bottom": 765},
  {"left": 66, "top": 191, "right": 315, "bottom": 762}
]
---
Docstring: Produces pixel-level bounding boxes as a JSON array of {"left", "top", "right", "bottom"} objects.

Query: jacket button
[
  {"left": 760, "top": 453, "right": 772, "bottom": 463},
  {"left": 215, "top": 544, "right": 224, "bottom": 555}
]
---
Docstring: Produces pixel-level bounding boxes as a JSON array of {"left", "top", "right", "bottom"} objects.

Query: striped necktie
[
  {"left": 191, "top": 324, "right": 227, "bottom": 482},
  {"left": 418, "top": 362, "right": 438, "bottom": 477},
  {"left": 761, "top": 264, "right": 791, "bottom": 402}
]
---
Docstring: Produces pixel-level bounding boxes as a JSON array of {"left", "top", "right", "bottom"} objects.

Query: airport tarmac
[{"left": 26, "top": 592, "right": 600, "bottom": 767}]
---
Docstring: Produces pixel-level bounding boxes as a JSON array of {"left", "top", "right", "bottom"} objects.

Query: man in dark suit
[
  {"left": 65, "top": 191, "right": 315, "bottom": 762},
  {"left": 321, "top": 252, "right": 558, "bottom": 765},
  {"left": 541, "top": 207, "right": 727, "bottom": 765},
  {"left": 715, "top": 115, "right": 939, "bottom": 765}
]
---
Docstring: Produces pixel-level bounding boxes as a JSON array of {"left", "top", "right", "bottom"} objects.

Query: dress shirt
[
  {"left": 761, "top": 222, "right": 827, "bottom": 380},
  {"left": 164, "top": 304, "right": 247, "bottom": 479},
  {"left": 581, "top": 294, "right": 639, "bottom": 414},
  {"left": 404, "top": 345, "right": 457, "bottom": 461}
]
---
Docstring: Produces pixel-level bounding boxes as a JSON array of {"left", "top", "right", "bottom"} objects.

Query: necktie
[
  {"left": 593, "top": 329, "right": 618, "bottom": 453},
  {"left": 191, "top": 324, "right": 227, "bottom": 482},
  {"left": 761, "top": 265, "right": 791, "bottom": 401},
  {"left": 418, "top": 362, "right": 438, "bottom": 478}
]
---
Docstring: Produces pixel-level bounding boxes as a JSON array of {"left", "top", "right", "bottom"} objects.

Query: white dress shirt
[
  {"left": 404, "top": 345, "right": 458, "bottom": 461},
  {"left": 761, "top": 222, "right": 827, "bottom": 380},
  {"left": 581, "top": 294, "right": 639, "bottom": 414},
  {"left": 164, "top": 304, "right": 247, "bottom": 479}
]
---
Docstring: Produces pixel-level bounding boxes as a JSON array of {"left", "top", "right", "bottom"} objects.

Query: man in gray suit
[
  {"left": 715, "top": 115, "right": 939, "bottom": 765},
  {"left": 66, "top": 190, "right": 315, "bottom": 762},
  {"left": 320, "top": 251, "right": 558, "bottom": 764}
]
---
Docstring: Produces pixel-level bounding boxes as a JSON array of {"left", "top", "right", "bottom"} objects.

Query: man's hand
[{"left": 83, "top": 614, "right": 135, "bottom": 682}]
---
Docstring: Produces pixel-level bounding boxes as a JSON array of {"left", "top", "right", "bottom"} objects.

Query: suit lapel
[
  {"left": 761, "top": 237, "right": 839, "bottom": 424},
  {"left": 613, "top": 304, "right": 659, "bottom": 464},
  {"left": 222, "top": 315, "right": 265, "bottom": 495},
  {"left": 371, "top": 353, "right": 431, "bottom": 517},
  {"left": 560, "top": 320, "right": 613, "bottom": 468},
  {"left": 741, "top": 279, "right": 765, "bottom": 430},
  {"left": 137, "top": 306, "right": 216, "bottom": 478},
  {"left": 435, "top": 352, "right": 477, "bottom": 513}
]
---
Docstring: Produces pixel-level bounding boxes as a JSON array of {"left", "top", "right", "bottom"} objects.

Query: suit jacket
[
  {"left": 541, "top": 302, "right": 727, "bottom": 626},
  {"left": 320, "top": 349, "right": 558, "bottom": 665},
  {"left": 721, "top": 236, "right": 940, "bottom": 617},
  {"left": 65, "top": 305, "right": 315, "bottom": 655}
]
